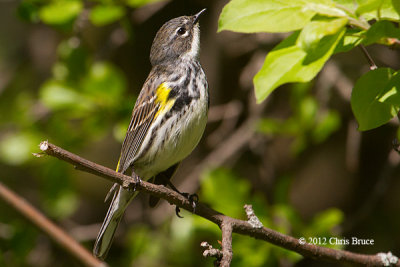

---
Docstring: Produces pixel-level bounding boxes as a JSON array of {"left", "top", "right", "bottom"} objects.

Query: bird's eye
[{"left": 177, "top": 27, "right": 186, "bottom": 35}]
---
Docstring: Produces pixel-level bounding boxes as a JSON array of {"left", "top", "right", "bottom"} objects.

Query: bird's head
[{"left": 150, "top": 9, "right": 206, "bottom": 66}]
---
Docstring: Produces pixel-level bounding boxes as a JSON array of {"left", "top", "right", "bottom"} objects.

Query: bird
[{"left": 93, "top": 9, "right": 209, "bottom": 260}]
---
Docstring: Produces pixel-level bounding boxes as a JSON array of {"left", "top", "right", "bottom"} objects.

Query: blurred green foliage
[
  {"left": 1, "top": 0, "right": 154, "bottom": 265},
  {"left": 39, "top": 1, "right": 83, "bottom": 26},
  {"left": 258, "top": 83, "right": 341, "bottom": 154}
]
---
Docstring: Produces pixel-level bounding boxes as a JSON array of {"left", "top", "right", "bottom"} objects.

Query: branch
[
  {"left": 359, "top": 44, "right": 378, "bottom": 70},
  {"left": 201, "top": 241, "right": 222, "bottom": 265},
  {"left": 220, "top": 220, "right": 233, "bottom": 267},
  {"left": 0, "top": 182, "right": 105, "bottom": 267},
  {"left": 37, "top": 141, "right": 399, "bottom": 267},
  {"left": 200, "top": 219, "right": 233, "bottom": 266}
]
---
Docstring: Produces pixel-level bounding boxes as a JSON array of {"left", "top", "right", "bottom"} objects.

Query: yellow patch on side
[
  {"left": 116, "top": 158, "right": 120, "bottom": 172},
  {"left": 155, "top": 82, "right": 175, "bottom": 118}
]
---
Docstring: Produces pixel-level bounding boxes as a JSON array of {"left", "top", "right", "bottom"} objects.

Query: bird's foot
[
  {"left": 129, "top": 174, "right": 142, "bottom": 192},
  {"left": 164, "top": 180, "right": 198, "bottom": 217},
  {"left": 175, "top": 192, "right": 199, "bottom": 218}
]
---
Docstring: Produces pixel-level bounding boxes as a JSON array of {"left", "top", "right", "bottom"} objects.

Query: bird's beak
[{"left": 193, "top": 8, "right": 206, "bottom": 24}]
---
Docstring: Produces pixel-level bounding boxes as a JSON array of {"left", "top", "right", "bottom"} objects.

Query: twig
[
  {"left": 378, "top": 252, "right": 399, "bottom": 266},
  {"left": 359, "top": 44, "right": 378, "bottom": 70},
  {"left": 36, "top": 141, "right": 400, "bottom": 267},
  {"left": 244, "top": 204, "right": 263, "bottom": 229},
  {"left": 200, "top": 219, "right": 233, "bottom": 267},
  {"left": 220, "top": 220, "right": 233, "bottom": 267},
  {"left": 0, "top": 182, "right": 105, "bottom": 267},
  {"left": 201, "top": 241, "right": 222, "bottom": 265}
]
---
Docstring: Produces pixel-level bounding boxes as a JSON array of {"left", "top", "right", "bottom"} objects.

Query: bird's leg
[
  {"left": 130, "top": 172, "right": 142, "bottom": 192},
  {"left": 163, "top": 180, "right": 198, "bottom": 217}
]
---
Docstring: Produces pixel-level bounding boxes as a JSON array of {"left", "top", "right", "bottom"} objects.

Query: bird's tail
[{"left": 93, "top": 185, "right": 137, "bottom": 259}]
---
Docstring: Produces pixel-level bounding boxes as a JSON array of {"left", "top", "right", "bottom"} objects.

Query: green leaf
[
  {"left": 298, "top": 17, "right": 347, "bottom": 53},
  {"left": 334, "top": 28, "right": 364, "bottom": 53},
  {"left": 363, "top": 20, "right": 400, "bottom": 45},
  {"left": 89, "top": 5, "right": 125, "bottom": 26},
  {"left": 218, "top": 0, "right": 345, "bottom": 33},
  {"left": 379, "top": 0, "right": 400, "bottom": 20},
  {"left": 351, "top": 68, "right": 400, "bottom": 130},
  {"left": 356, "top": 0, "right": 384, "bottom": 15},
  {"left": 393, "top": 0, "right": 400, "bottom": 15},
  {"left": 39, "top": 1, "right": 82, "bottom": 25},
  {"left": 333, "top": 0, "right": 357, "bottom": 12},
  {"left": 254, "top": 28, "right": 344, "bottom": 103},
  {"left": 358, "top": 0, "right": 400, "bottom": 20},
  {"left": 307, "top": 2, "right": 349, "bottom": 17}
]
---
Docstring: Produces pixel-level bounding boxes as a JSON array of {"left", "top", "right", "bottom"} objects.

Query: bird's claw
[
  {"left": 175, "top": 206, "right": 184, "bottom": 218},
  {"left": 129, "top": 175, "right": 142, "bottom": 192},
  {"left": 188, "top": 193, "right": 198, "bottom": 212},
  {"left": 175, "top": 193, "right": 199, "bottom": 218}
]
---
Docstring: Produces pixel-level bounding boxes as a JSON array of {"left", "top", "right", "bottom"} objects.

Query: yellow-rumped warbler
[{"left": 93, "top": 9, "right": 208, "bottom": 259}]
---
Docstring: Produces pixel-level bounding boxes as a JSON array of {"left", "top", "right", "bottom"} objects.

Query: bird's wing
[{"left": 117, "top": 81, "right": 175, "bottom": 174}]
